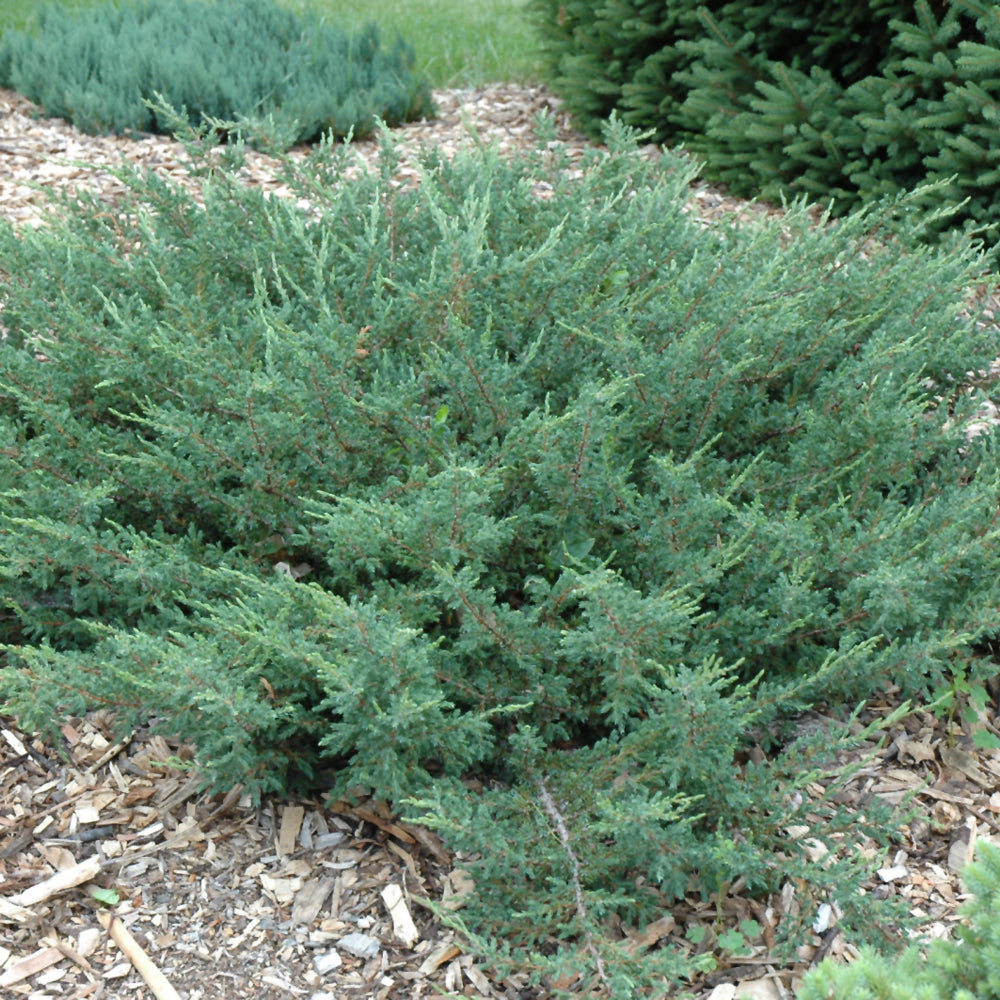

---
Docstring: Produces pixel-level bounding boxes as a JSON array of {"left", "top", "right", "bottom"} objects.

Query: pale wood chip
[
  {"left": 54, "top": 937, "right": 94, "bottom": 973},
  {"left": 260, "top": 873, "right": 304, "bottom": 904},
  {"left": 385, "top": 838, "right": 423, "bottom": 882},
  {"left": 2, "top": 727, "right": 29, "bottom": 756},
  {"left": 444, "top": 957, "right": 463, "bottom": 992},
  {"left": 708, "top": 986, "right": 737, "bottom": 1000},
  {"left": 418, "top": 942, "right": 461, "bottom": 975},
  {"left": 0, "top": 896, "right": 34, "bottom": 923},
  {"left": 381, "top": 882, "right": 420, "bottom": 948},
  {"left": 895, "top": 736, "right": 937, "bottom": 763},
  {"left": 947, "top": 817, "right": 978, "bottom": 873},
  {"left": 85, "top": 731, "right": 134, "bottom": 773},
  {"left": 291, "top": 876, "right": 337, "bottom": 925},
  {"left": 440, "top": 867, "right": 474, "bottom": 910},
  {"left": 98, "top": 911, "right": 182, "bottom": 1000},
  {"left": 398, "top": 821, "right": 451, "bottom": 865},
  {"left": 0, "top": 945, "right": 65, "bottom": 986},
  {"left": 460, "top": 958, "right": 493, "bottom": 996},
  {"left": 733, "top": 978, "right": 783, "bottom": 999},
  {"left": 626, "top": 915, "right": 677, "bottom": 953},
  {"left": 9, "top": 855, "right": 102, "bottom": 906},
  {"left": 940, "top": 745, "right": 993, "bottom": 787},
  {"left": 155, "top": 773, "right": 203, "bottom": 814},
  {"left": 277, "top": 804, "right": 305, "bottom": 856},
  {"left": 60, "top": 721, "right": 82, "bottom": 746},
  {"left": 352, "top": 805, "right": 418, "bottom": 844}
]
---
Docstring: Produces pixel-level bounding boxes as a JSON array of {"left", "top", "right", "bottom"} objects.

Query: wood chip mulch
[
  {"left": 4, "top": 83, "right": 1000, "bottom": 1000},
  {"left": 6, "top": 692, "right": 1000, "bottom": 1000}
]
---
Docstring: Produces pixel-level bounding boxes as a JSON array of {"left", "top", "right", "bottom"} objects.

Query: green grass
[
  {"left": 0, "top": 0, "right": 545, "bottom": 88},
  {"left": 0, "top": 0, "right": 97, "bottom": 31},
  {"left": 309, "top": 0, "right": 545, "bottom": 86}
]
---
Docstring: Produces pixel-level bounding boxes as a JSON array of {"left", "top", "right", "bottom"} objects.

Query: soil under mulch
[{"left": 3, "top": 83, "right": 1000, "bottom": 1000}]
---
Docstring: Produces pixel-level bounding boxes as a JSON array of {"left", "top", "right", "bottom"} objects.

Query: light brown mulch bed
[
  {"left": 0, "top": 83, "right": 786, "bottom": 227},
  {"left": 3, "top": 83, "right": 1000, "bottom": 1000},
  {"left": 6, "top": 691, "right": 1000, "bottom": 1000}
]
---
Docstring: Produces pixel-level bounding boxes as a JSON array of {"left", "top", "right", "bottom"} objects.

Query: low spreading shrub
[
  {"left": 1, "top": 119, "right": 999, "bottom": 991},
  {"left": 0, "top": 0, "right": 434, "bottom": 150},
  {"left": 800, "top": 840, "right": 1000, "bottom": 1000}
]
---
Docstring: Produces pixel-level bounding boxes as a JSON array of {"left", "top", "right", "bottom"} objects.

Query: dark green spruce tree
[{"left": 532, "top": 0, "right": 1000, "bottom": 239}]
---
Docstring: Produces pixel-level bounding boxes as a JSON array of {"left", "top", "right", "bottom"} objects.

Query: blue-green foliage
[
  {"left": 801, "top": 841, "right": 1000, "bottom": 1000},
  {"left": 1, "top": 120, "right": 999, "bottom": 991},
  {"left": 0, "top": 0, "right": 434, "bottom": 149}
]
